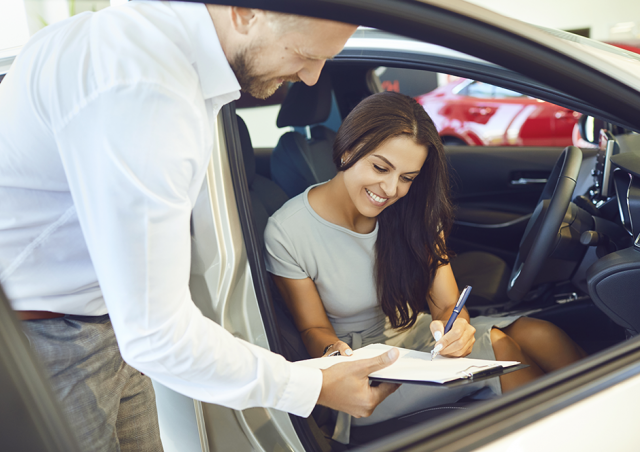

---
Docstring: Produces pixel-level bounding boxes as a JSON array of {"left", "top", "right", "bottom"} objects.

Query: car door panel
[{"left": 446, "top": 145, "right": 566, "bottom": 261}]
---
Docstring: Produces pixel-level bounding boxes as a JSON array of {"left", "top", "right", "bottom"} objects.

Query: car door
[{"left": 0, "top": 285, "right": 81, "bottom": 452}]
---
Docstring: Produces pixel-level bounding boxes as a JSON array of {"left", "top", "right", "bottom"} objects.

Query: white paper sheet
[{"left": 297, "top": 343, "right": 521, "bottom": 383}]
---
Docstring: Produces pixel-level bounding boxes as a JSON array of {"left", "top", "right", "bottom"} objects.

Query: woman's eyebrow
[
  {"left": 372, "top": 154, "right": 396, "bottom": 169},
  {"left": 372, "top": 154, "right": 420, "bottom": 174}
]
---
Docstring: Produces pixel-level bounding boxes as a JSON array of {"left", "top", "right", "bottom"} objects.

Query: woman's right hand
[
  {"left": 323, "top": 340, "right": 354, "bottom": 357},
  {"left": 429, "top": 317, "right": 476, "bottom": 357}
]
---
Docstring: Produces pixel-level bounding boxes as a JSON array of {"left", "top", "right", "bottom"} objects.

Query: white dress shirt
[{"left": 0, "top": 1, "right": 321, "bottom": 417}]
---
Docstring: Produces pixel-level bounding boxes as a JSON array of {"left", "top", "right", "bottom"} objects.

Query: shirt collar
[{"left": 168, "top": 1, "right": 241, "bottom": 101}]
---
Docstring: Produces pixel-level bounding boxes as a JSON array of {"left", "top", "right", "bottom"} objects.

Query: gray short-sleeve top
[{"left": 264, "top": 184, "right": 385, "bottom": 336}]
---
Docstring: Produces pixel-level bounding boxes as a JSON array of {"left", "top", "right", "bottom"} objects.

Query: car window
[
  {"left": 493, "top": 85, "right": 527, "bottom": 99},
  {"left": 462, "top": 81, "right": 526, "bottom": 99},
  {"left": 378, "top": 66, "right": 578, "bottom": 147},
  {"left": 464, "top": 81, "right": 496, "bottom": 98},
  {"left": 236, "top": 84, "right": 292, "bottom": 149},
  {"left": 236, "top": 105, "right": 290, "bottom": 149}
]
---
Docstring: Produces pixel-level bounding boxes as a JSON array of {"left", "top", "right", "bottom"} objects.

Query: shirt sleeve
[
  {"left": 264, "top": 216, "right": 310, "bottom": 279},
  {"left": 53, "top": 82, "right": 322, "bottom": 417}
]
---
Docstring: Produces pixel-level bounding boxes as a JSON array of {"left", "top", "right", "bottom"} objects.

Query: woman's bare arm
[
  {"left": 271, "top": 274, "right": 352, "bottom": 357},
  {"left": 427, "top": 262, "right": 468, "bottom": 320}
]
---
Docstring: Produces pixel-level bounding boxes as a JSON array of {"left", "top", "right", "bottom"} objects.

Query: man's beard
[{"left": 230, "top": 46, "right": 300, "bottom": 99}]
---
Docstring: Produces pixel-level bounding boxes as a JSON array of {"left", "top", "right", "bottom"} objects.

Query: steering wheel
[{"left": 507, "top": 146, "right": 583, "bottom": 301}]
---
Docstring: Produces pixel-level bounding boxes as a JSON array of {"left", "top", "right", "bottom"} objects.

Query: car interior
[{"left": 231, "top": 57, "right": 640, "bottom": 449}]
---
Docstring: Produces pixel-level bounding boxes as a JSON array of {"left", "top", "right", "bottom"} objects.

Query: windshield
[
  {"left": 532, "top": 26, "right": 640, "bottom": 92},
  {"left": 346, "top": 28, "right": 495, "bottom": 66},
  {"left": 537, "top": 26, "right": 640, "bottom": 64}
]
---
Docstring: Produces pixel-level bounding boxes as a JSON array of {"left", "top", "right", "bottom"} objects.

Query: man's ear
[{"left": 230, "top": 7, "right": 260, "bottom": 35}]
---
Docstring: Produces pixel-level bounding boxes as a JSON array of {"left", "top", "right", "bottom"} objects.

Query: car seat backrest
[
  {"left": 236, "top": 114, "right": 312, "bottom": 362},
  {"left": 271, "top": 71, "right": 338, "bottom": 198},
  {"left": 237, "top": 115, "right": 289, "bottom": 251}
]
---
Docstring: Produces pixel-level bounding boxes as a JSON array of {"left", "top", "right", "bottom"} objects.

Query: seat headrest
[
  {"left": 236, "top": 115, "right": 256, "bottom": 185},
  {"left": 276, "top": 71, "right": 332, "bottom": 128}
]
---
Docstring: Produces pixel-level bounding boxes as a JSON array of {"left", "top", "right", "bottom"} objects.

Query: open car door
[{"left": 0, "top": 284, "right": 81, "bottom": 452}]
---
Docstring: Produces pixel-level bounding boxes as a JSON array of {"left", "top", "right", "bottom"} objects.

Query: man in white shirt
[{"left": 0, "top": 2, "right": 399, "bottom": 450}]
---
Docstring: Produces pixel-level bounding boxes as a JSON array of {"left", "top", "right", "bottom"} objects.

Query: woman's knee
[
  {"left": 503, "top": 317, "right": 570, "bottom": 349},
  {"left": 490, "top": 327, "right": 523, "bottom": 361}
]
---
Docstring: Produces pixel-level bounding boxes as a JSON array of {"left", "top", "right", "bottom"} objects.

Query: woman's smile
[{"left": 365, "top": 188, "right": 389, "bottom": 206}]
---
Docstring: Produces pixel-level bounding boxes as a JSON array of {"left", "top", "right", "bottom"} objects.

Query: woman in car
[{"left": 264, "top": 91, "right": 585, "bottom": 442}]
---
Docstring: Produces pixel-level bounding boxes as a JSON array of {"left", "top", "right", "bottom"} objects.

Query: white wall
[
  {"left": 465, "top": 0, "right": 640, "bottom": 41},
  {"left": 2, "top": 0, "right": 640, "bottom": 54},
  {"left": 0, "top": 0, "right": 29, "bottom": 57},
  {"left": 0, "top": 0, "right": 112, "bottom": 54}
]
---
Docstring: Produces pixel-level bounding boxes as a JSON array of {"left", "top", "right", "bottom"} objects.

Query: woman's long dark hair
[{"left": 333, "top": 92, "right": 454, "bottom": 330}]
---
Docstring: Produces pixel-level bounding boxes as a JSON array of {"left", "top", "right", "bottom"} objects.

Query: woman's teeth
[{"left": 366, "top": 188, "right": 387, "bottom": 204}]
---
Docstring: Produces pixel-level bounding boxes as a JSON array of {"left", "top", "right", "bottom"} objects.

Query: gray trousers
[{"left": 22, "top": 315, "right": 164, "bottom": 452}]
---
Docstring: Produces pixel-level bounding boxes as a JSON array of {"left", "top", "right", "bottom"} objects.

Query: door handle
[{"left": 510, "top": 177, "right": 548, "bottom": 185}]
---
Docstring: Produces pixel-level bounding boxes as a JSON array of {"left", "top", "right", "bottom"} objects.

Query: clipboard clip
[{"left": 456, "top": 364, "right": 503, "bottom": 379}]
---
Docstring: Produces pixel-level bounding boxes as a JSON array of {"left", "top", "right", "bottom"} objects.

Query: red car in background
[
  {"left": 415, "top": 78, "right": 580, "bottom": 146},
  {"left": 607, "top": 39, "right": 640, "bottom": 55}
]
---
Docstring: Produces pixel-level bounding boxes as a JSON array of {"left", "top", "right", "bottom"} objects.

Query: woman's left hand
[{"left": 429, "top": 318, "right": 476, "bottom": 357}]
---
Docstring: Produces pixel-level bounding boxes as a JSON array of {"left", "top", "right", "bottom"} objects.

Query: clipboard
[
  {"left": 369, "top": 363, "right": 529, "bottom": 388},
  {"left": 297, "top": 344, "right": 527, "bottom": 386}
]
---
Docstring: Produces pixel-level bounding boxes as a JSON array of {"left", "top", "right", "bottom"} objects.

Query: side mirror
[{"left": 577, "top": 114, "right": 606, "bottom": 144}]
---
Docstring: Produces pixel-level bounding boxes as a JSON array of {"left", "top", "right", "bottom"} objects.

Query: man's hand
[
  {"left": 430, "top": 318, "right": 476, "bottom": 358},
  {"left": 317, "top": 348, "right": 400, "bottom": 417}
]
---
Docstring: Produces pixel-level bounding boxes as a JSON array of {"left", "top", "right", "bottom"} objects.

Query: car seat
[
  {"left": 271, "top": 71, "right": 338, "bottom": 198},
  {"left": 237, "top": 115, "right": 289, "bottom": 251},
  {"left": 237, "top": 114, "right": 320, "bottom": 363}
]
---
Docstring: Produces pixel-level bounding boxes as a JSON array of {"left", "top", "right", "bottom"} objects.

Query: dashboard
[
  {"left": 611, "top": 151, "right": 640, "bottom": 245},
  {"left": 583, "top": 129, "right": 640, "bottom": 335}
]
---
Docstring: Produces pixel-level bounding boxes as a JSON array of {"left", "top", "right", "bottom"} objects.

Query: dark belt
[{"left": 16, "top": 310, "right": 66, "bottom": 321}]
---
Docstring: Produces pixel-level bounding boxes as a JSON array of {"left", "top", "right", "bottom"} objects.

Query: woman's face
[{"left": 342, "top": 135, "right": 428, "bottom": 218}]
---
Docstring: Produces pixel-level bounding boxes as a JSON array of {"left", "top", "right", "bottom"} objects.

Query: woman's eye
[
  {"left": 373, "top": 164, "right": 387, "bottom": 173},
  {"left": 401, "top": 176, "right": 415, "bottom": 183}
]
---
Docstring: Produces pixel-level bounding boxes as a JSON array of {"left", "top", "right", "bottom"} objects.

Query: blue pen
[{"left": 431, "top": 285, "right": 472, "bottom": 360}]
